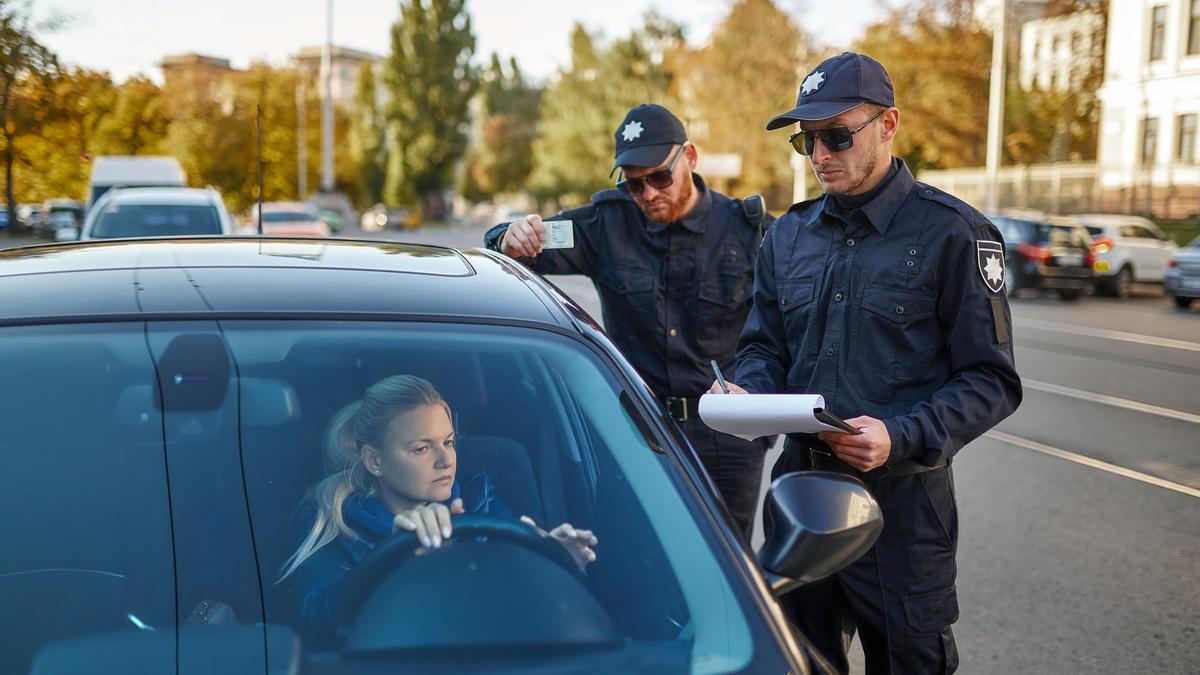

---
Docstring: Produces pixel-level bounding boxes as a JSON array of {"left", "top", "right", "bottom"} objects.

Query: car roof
[
  {"left": 100, "top": 187, "right": 220, "bottom": 206},
  {"left": 0, "top": 237, "right": 574, "bottom": 329}
]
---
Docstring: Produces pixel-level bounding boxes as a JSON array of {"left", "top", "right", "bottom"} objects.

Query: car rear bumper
[
  {"left": 1034, "top": 266, "right": 1092, "bottom": 290},
  {"left": 1165, "top": 273, "right": 1200, "bottom": 298}
]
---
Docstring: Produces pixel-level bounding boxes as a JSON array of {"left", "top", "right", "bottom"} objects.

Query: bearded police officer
[
  {"left": 486, "top": 103, "right": 770, "bottom": 536},
  {"left": 710, "top": 53, "right": 1022, "bottom": 672}
]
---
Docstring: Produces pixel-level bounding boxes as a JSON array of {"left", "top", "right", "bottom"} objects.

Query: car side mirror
[{"left": 757, "top": 471, "right": 883, "bottom": 596}]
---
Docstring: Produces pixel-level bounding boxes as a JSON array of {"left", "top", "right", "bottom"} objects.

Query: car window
[
  {"left": 92, "top": 203, "right": 221, "bottom": 238},
  {"left": 1084, "top": 225, "right": 1103, "bottom": 236},
  {"left": 221, "top": 320, "right": 758, "bottom": 673},
  {"left": 262, "top": 211, "right": 316, "bottom": 223},
  {"left": 0, "top": 323, "right": 175, "bottom": 674},
  {"left": 1038, "top": 224, "right": 1089, "bottom": 248},
  {"left": 991, "top": 217, "right": 1030, "bottom": 244}
]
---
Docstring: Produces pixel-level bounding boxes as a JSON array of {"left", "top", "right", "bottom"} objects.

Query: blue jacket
[{"left": 284, "top": 471, "right": 510, "bottom": 643}]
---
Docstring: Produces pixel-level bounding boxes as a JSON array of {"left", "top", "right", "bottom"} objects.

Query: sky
[{"left": 34, "top": 0, "right": 884, "bottom": 84}]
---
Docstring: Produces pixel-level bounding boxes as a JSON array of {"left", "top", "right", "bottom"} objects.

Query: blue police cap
[
  {"left": 612, "top": 104, "right": 688, "bottom": 172},
  {"left": 766, "top": 52, "right": 895, "bottom": 130}
]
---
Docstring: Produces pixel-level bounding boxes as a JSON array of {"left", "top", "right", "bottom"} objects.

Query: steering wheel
[{"left": 333, "top": 513, "right": 581, "bottom": 623}]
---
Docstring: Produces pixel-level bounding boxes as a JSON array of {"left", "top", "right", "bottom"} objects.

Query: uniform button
[
  {"left": 825, "top": 347, "right": 835, "bottom": 357},
  {"left": 834, "top": 292, "right": 843, "bottom": 301},
  {"left": 923, "top": 189, "right": 933, "bottom": 197},
  {"left": 846, "top": 238, "right": 856, "bottom": 247},
  {"left": 669, "top": 328, "right": 678, "bottom": 337},
  {"left": 895, "top": 306, "right": 905, "bottom": 315},
  {"left": 906, "top": 260, "right": 915, "bottom": 267}
]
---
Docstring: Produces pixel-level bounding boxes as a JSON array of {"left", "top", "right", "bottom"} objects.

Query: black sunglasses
[
  {"left": 788, "top": 108, "right": 886, "bottom": 156},
  {"left": 617, "top": 144, "right": 687, "bottom": 197}
]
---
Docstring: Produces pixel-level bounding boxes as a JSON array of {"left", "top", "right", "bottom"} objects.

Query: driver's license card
[{"left": 540, "top": 220, "right": 575, "bottom": 249}]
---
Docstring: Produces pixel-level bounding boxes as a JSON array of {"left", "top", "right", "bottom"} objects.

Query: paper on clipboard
[{"left": 698, "top": 393, "right": 861, "bottom": 440}]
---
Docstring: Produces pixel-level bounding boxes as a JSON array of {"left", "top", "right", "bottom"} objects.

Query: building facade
[
  {"left": 1097, "top": 0, "right": 1200, "bottom": 217},
  {"left": 1020, "top": 10, "right": 1105, "bottom": 91},
  {"left": 292, "top": 46, "right": 378, "bottom": 108}
]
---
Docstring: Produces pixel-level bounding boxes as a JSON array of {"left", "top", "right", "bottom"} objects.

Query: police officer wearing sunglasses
[
  {"left": 485, "top": 103, "right": 771, "bottom": 537},
  {"left": 709, "top": 53, "right": 1022, "bottom": 673}
]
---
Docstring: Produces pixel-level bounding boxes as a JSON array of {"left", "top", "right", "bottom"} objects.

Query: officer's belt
[
  {"left": 661, "top": 396, "right": 700, "bottom": 423},
  {"left": 785, "top": 434, "right": 948, "bottom": 480}
]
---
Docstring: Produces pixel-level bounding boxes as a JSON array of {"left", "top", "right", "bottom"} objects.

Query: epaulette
[
  {"left": 590, "top": 188, "right": 633, "bottom": 204},
  {"left": 914, "top": 182, "right": 988, "bottom": 226}
]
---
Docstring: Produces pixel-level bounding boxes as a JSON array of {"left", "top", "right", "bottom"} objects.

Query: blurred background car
[
  {"left": 40, "top": 199, "right": 85, "bottom": 241},
  {"left": 80, "top": 187, "right": 234, "bottom": 240},
  {"left": 1057, "top": 214, "right": 1178, "bottom": 298},
  {"left": 360, "top": 203, "right": 420, "bottom": 232},
  {"left": 85, "top": 155, "right": 186, "bottom": 214},
  {"left": 314, "top": 207, "right": 343, "bottom": 234},
  {"left": 0, "top": 208, "right": 8, "bottom": 231},
  {"left": 15, "top": 204, "right": 41, "bottom": 233},
  {"left": 243, "top": 201, "right": 331, "bottom": 237},
  {"left": 1164, "top": 235, "right": 1200, "bottom": 309},
  {"left": 989, "top": 210, "right": 1094, "bottom": 300}
]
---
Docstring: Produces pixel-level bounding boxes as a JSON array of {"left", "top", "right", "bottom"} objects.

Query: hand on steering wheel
[
  {"left": 519, "top": 515, "right": 598, "bottom": 571},
  {"left": 392, "top": 498, "right": 465, "bottom": 549}
]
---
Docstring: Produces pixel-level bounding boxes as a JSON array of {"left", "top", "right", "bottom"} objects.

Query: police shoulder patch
[{"left": 977, "top": 240, "right": 1005, "bottom": 294}]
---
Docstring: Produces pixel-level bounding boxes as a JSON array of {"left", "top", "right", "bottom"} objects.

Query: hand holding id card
[{"left": 539, "top": 219, "right": 575, "bottom": 249}]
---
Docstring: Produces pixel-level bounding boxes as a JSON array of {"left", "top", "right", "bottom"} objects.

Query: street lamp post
[
  {"left": 320, "top": 0, "right": 334, "bottom": 193},
  {"left": 985, "top": 0, "right": 1007, "bottom": 213}
]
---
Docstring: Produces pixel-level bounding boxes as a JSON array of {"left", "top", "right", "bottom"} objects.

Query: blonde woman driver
[{"left": 278, "top": 375, "right": 597, "bottom": 642}]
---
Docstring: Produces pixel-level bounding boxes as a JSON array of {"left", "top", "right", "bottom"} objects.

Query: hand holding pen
[{"left": 708, "top": 360, "right": 748, "bottom": 395}]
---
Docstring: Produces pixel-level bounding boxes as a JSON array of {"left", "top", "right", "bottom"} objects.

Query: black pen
[{"left": 710, "top": 359, "right": 731, "bottom": 394}]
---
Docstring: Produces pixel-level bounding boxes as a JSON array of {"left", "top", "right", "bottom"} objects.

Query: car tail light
[
  {"left": 1084, "top": 249, "right": 1094, "bottom": 267},
  {"left": 1018, "top": 242, "right": 1051, "bottom": 262},
  {"left": 1092, "top": 237, "right": 1114, "bottom": 254}
]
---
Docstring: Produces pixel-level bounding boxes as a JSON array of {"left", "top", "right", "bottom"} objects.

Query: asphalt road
[{"left": 6, "top": 224, "right": 1197, "bottom": 672}]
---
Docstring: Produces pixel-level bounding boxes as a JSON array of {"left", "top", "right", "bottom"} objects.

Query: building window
[
  {"left": 1150, "top": 5, "right": 1167, "bottom": 61},
  {"left": 1178, "top": 114, "right": 1197, "bottom": 163},
  {"left": 1190, "top": 0, "right": 1200, "bottom": 54},
  {"left": 1142, "top": 117, "right": 1160, "bottom": 164}
]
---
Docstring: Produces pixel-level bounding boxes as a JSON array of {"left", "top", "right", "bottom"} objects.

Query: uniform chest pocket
[
  {"left": 598, "top": 264, "right": 654, "bottom": 294},
  {"left": 775, "top": 276, "right": 817, "bottom": 361},
  {"left": 597, "top": 263, "right": 656, "bottom": 318},
  {"left": 852, "top": 285, "right": 940, "bottom": 401}
]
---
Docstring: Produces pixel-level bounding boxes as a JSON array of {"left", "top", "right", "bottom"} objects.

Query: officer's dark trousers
[
  {"left": 773, "top": 440, "right": 960, "bottom": 674},
  {"left": 678, "top": 418, "right": 767, "bottom": 537}
]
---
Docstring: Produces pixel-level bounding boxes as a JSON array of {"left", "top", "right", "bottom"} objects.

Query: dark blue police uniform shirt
[
  {"left": 736, "top": 158, "right": 1022, "bottom": 467},
  {"left": 486, "top": 174, "right": 763, "bottom": 399}
]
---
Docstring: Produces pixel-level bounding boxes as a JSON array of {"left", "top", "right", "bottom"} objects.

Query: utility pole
[
  {"left": 984, "top": 0, "right": 1007, "bottom": 213},
  {"left": 320, "top": 0, "right": 334, "bottom": 192}
]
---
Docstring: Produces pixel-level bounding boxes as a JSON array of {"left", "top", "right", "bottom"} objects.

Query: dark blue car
[{"left": 0, "top": 237, "right": 881, "bottom": 675}]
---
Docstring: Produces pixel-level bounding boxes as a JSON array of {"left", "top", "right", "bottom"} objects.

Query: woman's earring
[{"left": 373, "top": 469, "right": 382, "bottom": 477}]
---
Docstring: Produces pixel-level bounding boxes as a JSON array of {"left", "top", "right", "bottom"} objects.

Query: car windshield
[
  {"left": 261, "top": 211, "right": 315, "bottom": 223},
  {"left": 0, "top": 320, "right": 758, "bottom": 674},
  {"left": 1038, "top": 224, "right": 1090, "bottom": 248},
  {"left": 1084, "top": 225, "right": 1103, "bottom": 236},
  {"left": 91, "top": 204, "right": 220, "bottom": 238}
]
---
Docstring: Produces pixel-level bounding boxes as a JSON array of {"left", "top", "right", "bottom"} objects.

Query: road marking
[
  {"left": 1022, "top": 378, "right": 1200, "bottom": 425},
  {"left": 1013, "top": 317, "right": 1200, "bottom": 353},
  {"left": 985, "top": 430, "right": 1200, "bottom": 498}
]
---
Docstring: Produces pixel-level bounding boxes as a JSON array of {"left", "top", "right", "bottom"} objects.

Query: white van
[{"left": 86, "top": 156, "right": 186, "bottom": 213}]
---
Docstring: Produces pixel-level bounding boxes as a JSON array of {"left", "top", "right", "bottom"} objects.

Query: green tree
[
  {"left": 0, "top": 0, "right": 59, "bottom": 229},
  {"left": 676, "top": 0, "right": 809, "bottom": 207},
  {"left": 349, "top": 60, "right": 386, "bottom": 207},
  {"left": 382, "top": 0, "right": 477, "bottom": 217},
  {"left": 852, "top": 0, "right": 992, "bottom": 171},
  {"left": 529, "top": 18, "right": 678, "bottom": 208},
  {"left": 99, "top": 76, "right": 170, "bottom": 155},
  {"left": 461, "top": 53, "right": 540, "bottom": 201}
]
